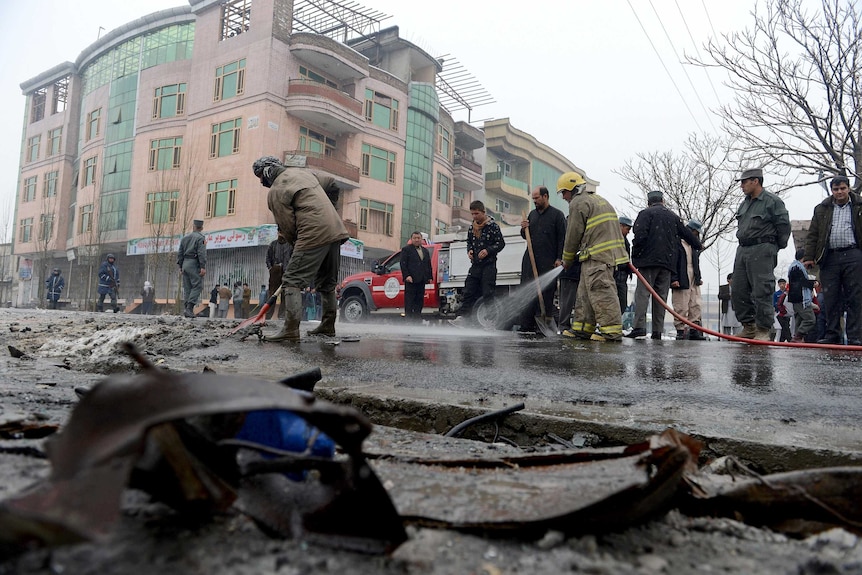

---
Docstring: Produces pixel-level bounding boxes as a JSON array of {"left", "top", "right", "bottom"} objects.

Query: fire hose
[{"left": 627, "top": 262, "right": 862, "bottom": 351}]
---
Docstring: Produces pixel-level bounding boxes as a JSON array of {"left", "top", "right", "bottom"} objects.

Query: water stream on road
[{"left": 493, "top": 266, "right": 563, "bottom": 327}]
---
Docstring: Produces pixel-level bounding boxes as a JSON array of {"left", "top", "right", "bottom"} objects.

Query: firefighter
[{"left": 558, "top": 172, "right": 629, "bottom": 342}]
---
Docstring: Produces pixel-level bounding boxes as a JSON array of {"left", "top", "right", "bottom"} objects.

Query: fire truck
[{"left": 337, "top": 227, "right": 525, "bottom": 326}]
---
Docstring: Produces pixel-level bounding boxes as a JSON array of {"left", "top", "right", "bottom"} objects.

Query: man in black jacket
[
  {"left": 626, "top": 191, "right": 701, "bottom": 340},
  {"left": 518, "top": 186, "right": 567, "bottom": 333},
  {"left": 401, "top": 231, "right": 433, "bottom": 320}
]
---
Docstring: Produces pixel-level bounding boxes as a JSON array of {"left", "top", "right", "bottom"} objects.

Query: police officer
[
  {"left": 45, "top": 268, "right": 65, "bottom": 310},
  {"left": 177, "top": 219, "right": 207, "bottom": 318},
  {"left": 732, "top": 167, "right": 790, "bottom": 341}
]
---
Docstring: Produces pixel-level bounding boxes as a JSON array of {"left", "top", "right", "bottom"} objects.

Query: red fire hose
[{"left": 627, "top": 262, "right": 862, "bottom": 351}]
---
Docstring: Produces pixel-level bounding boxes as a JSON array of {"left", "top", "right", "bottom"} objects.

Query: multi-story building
[
  {"left": 12, "top": 0, "right": 590, "bottom": 309},
  {"left": 481, "top": 118, "right": 596, "bottom": 226}
]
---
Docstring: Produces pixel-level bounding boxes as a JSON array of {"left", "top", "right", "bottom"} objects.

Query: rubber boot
[
  {"left": 675, "top": 329, "right": 686, "bottom": 340},
  {"left": 307, "top": 291, "right": 337, "bottom": 337},
  {"left": 183, "top": 302, "right": 195, "bottom": 318},
  {"left": 688, "top": 321, "right": 706, "bottom": 340},
  {"left": 265, "top": 287, "right": 301, "bottom": 342}
]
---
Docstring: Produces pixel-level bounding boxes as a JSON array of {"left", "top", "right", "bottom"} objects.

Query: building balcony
[
  {"left": 485, "top": 171, "right": 530, "bottom": 202},
  {"left": 283, "top": 149, "right": 360, "bottom": 189},
  {"left": 451, "top": 205, "right": 473, "bottom": 230},
  {"left": 453, "top": 155, "right": 484, "bottom": 192},
  {"left": 454, "top": 120, "right": 484, "bottom": 151},
  {"left": 285, "top": 79, "right": 365, "bottom": 135},
  {"left": 289, "top": 33, "right": 368, "bottom": 82}
]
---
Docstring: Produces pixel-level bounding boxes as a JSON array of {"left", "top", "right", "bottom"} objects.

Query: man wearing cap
[
  {"left": 732, "top": 167, "right": 790, "bottom": 341},
  {"left": 614, "top": 216, "right": 633, "bottom": 313},
  {"left": 177, "top": 219, "right": 207, "bottom": 318},
  {"left": 802, "top": 174, "right": 862, "bottom": 345},
  {"left": 253, "top": 156, "right": 348, "bottom": 342},
  {"left": 671, "top": 219, "right": 705, "bottom": 340},
  {"left": 626, "top": 191, "right": 701, "bottom": 340}
]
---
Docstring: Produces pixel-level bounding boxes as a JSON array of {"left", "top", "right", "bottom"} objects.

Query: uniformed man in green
[
  {"left": 731, "top": 167, "right": 790, "bottom": 340},
  {"left": 177, "top": 219, "right": 207, "bottom": 318}
]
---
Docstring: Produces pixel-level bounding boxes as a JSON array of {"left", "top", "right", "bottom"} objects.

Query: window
[
  {"left": 437, "top": 125, "right": 451, "bottom": 160},
  {"left": 39, "top": 214, "right": 55, "bottom": 242},
  {"left": 359, "top": 199, "right": 394, "bottom": 236},
  {"left": 19, "top": 218, "right": 33, "bottom": 243},
  {"left": 210, "top": 118, "right": 241, "bottom": 158},
  {"left": 213, "top": 59, "right": 246, "bottom": 102},
  {"left": 52, "top": 76, "right": 69, "bottom": 114},
  {"left": 79, "top": 204, "right": 93, "bottom": 234},
  {"left": 152, "top": 83, "right": 187, "bottom": 118},
  {"left": 30, "top": 88, "right": 46, "bottom": 123},
  {"left": 43, "top": 171, "right": 58, "bottom": 198},
  {"left": 453, "top": 190, "right": 465, "bottom": 208},
  {"left": 99, "top": 193, "right": 128, "bottom": 232},
  {"left": 299, "top": 66, "right": 337, "bottom": 88},
  {"left": 495, "top": 198, "right": 511, "bottom": 213},
  {"left": 364, "top": 89, "right": 399, "bottom": 130},
  {"left": 86, "top": 108, "right": 101, "bottom": 141},
  {"left": 27, "top": 135, "right": 40, "bottom": 163},
  {"left": 83, "top": 157, "right": 97, "bottom": 187},
  {"left": 22, "top": 176, "right": 37, "bottom": 202},
  {"left": 48, "top": 128, "right": 62, "bottom": 156},
  {"left": 436, "top": 173, "right": 450, "bottom": 204},
  {"left": 149, "top": 137, "right": 183, "bottom": 170},
  {"left": 145, "top": 191, "right": 179, "bottom": 224},
  {"left": 497, "top": 161, "right": 511, "bottom": 176},
  {"left": 435, "top": 219, "right": 448, "bottom": 235},
  {"left": 361, "top": 143, "right": 396, "bottom": 183},
  {"left": 206, "top": 179, "right": 238, "bottom": 217},
  {"left": 221, "top": 0, "right": 251, "bottom": 40},
  {"left": 299, "top": 126, "right": 336, "bottom": 156}
]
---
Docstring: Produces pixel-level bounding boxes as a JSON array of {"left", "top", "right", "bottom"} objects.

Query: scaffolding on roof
[
  {"left": 291, "top": 0, "right": 390, "bottom": 43},
  {"left": 435, "top": 55, "right": 495, "bottom": 123}
]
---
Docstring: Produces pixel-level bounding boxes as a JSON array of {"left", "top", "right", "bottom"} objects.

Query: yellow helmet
[{"left": 557, "top": 172, "right": 587, "bottom": 194}]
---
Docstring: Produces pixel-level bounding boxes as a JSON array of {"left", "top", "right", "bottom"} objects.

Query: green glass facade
[
  {"left": 401, "top": 83, "right": 439, "bottom": 245},
  {"left": 79, "top": 23, "right": 195, "bottom": 231}
]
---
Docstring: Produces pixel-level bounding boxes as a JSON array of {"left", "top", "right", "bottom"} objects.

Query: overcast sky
[{"left": 0, "top": 0, "right": 826, "bottom": 284}]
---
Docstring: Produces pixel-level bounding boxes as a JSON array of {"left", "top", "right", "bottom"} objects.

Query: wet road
[{"left": 243, "top": 320, "right": 862, "bottom": 455}]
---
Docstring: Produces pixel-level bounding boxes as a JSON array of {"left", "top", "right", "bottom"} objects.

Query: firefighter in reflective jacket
[{"left": 557, "top": 172, "right": 629, "bottom": 342}]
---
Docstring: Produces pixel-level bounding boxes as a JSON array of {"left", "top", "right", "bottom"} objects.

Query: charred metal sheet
[
  {"left": 0, "top": 413, "right": 58, "bottom": 440},
  {"left": 372, "top": 432, "right": 694, "bottom": 537},
  {"left": 0, "top": 356, "right": 406, "bottom": 557},
  {"left": 685, "top": 462, "right": 862, "bottom": 536}
]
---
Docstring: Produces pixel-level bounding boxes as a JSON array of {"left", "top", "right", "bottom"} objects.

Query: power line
[
  {"left": 700, "top": 0, "right": 720, "bottom": 39},
  {"left": 626, "top": 0, "right": 703, "bottom": 132},
  {"left": 674, "top": 0, "right": 723, "bottom": 105},
  {"left": 647, "top": 0, "right": 717, "bottom": 132}
]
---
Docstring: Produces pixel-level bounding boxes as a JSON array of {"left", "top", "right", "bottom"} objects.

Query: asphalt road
[{"left": 235, "top": 319, "right": 862, "bottom": 459}]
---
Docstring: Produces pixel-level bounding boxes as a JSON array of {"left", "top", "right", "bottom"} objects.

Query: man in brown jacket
[{"left": 253, "top": 156, "right": 348, "bottom": 342}]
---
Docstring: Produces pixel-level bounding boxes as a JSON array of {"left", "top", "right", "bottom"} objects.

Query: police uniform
[
  {"left": 178, "top": 220, "right": 207, "bottom": 315},
  {"left": 731, "top": 169, "right": 790, "bottom": 334}
]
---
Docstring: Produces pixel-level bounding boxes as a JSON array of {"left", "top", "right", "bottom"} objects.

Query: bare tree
[
  {"left": 689, "top": 0, "right": 862, "bottom": 186},
  {"left": 614, "top": 133, "right": 754, "bottom": 250},
  {"left": 33, "top": 186, "right": 60, "bottom": 306},
  {"left": 144, "top": 143, "right": 204, "bottom": 314}
]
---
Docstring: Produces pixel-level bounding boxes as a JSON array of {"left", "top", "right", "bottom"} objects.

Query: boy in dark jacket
[{"left": 456, "top": 201, "right": 505, "bottom": 323}]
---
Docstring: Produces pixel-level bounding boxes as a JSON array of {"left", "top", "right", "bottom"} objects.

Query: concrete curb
[{"left": 316, "top": 388, "right": 862, "bottom": 473}]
